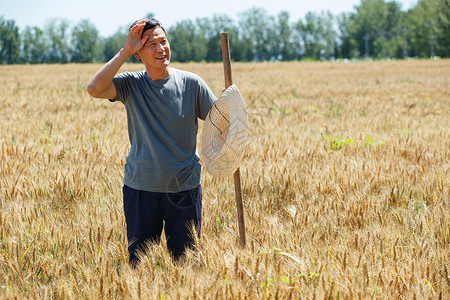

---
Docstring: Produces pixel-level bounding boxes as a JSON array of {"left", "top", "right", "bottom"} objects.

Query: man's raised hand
[{"left": 124, "top": 20, "right": 150, "bottom": 56}]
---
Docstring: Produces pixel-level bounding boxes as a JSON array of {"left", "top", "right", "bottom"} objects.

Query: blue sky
[{"left": 1, "top": 0, "right": 417, "bottom": 37}]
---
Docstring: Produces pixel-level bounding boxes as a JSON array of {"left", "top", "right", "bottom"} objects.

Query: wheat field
[{"left": 0, "top": 60, "right": 449, "bottom": 299}]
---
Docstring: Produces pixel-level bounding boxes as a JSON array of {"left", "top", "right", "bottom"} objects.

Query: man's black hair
[{"left": 130, "top": 18, "right": 167, "bottom": 37}]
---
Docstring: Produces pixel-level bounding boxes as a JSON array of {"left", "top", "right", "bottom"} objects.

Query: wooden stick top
[{"left": 221, "top": 32, "right": 233, "bottom": 88}]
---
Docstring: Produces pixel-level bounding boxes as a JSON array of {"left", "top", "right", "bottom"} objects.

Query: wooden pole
[{"left": 221, "top": 32, "right": 246, "bottom": 248}]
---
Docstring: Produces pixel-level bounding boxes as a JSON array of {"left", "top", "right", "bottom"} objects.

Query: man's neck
[{"left": 146, "top": 67, "right": 170, "bottom": 81}]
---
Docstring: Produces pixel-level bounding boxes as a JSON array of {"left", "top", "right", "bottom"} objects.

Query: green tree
[
  {"left": 294, "top": 11, "right": 336, "bottom": 60},
  {"left": 168, "top": 20, "right": 207, "bottom": 62},
  {"left": 21, "top": 26, "right": 48, "bottom": 63},
  {"left": 0, "top": 17, "right": 21, "bottom": 64},
  {"left": 21, "top": 26, "right": 34, "bottom": 63},
  {"left": 434, "top": 0, "right": 450, "bottom": 56},
  {"left": 277, "top": 11, "right": 295, "bottom": 61},
  {"left": 336, "top": 12, "right": 354, "bottom": 58},
  {"left": 227, "top": 29, "right": 251, "bottom": 62},
  {"left": 238, "top": 7, "right": 276, "bottom": 61},
  {"left": 44, "top": 19, "right": 70, "bottom": 63},
  {"left": 300, "top": 12, "right": 318, "bottom": 58},
  {"left": 404, "top": 1, "right": 430, "bottom": 57},
  {"left": 196, "top": 15, "right": 236, "bottom": 62},
  {"left": 408, "top": 0, "right": 449, "bottom": 57},
  {"left": 102, "top": 28, "right": 127, "bottom": 61},
  {"left": 70, "top": 19, "right": 99, "bottom": 63},
  {"left": 349, "top": 0, "right": 404, "bottom": 58},
  {"left": 321, "top": 11, "right": 338, "bottom": 59}
]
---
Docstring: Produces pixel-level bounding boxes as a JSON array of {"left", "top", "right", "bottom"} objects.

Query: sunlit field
[{"left": 1, "top": 60, "right": 449, "bottom": 299}]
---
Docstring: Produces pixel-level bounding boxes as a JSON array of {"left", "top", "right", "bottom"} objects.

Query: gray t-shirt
[{"left": 111, "top": 68, "right": 216, "bottom": 192}]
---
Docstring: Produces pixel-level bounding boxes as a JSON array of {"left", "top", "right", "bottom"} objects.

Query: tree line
[{"left": 0, "top": 0, "right": 448, "bottom": 64}]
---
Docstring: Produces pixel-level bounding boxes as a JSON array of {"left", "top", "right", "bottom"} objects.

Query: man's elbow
[
  {"left": 86, "top": 81, "right": 115, "bottom": 99},
  {"left": 86, "top": 82, "right": 100, "bottom": 98}
]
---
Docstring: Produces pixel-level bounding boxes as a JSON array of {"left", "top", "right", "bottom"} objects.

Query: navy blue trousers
[{"left": 123, "top": 185, "right": 202, "bottom": 265}]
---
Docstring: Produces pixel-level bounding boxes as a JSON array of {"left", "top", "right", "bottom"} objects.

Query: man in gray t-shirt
[{"left": 87, "top": 18, "right": 216, "bottom": 264}]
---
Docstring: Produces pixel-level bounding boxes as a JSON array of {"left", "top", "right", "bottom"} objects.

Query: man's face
[{"left": 135, "top": 26, "right": 171, "bottom": 70}]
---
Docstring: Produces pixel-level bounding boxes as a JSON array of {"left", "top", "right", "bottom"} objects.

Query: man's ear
[{"left": 134, "top": 53, "right": 141, "bottom": 60}]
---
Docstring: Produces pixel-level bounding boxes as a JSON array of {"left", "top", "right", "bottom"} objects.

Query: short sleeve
[
  {"left": 110, "top": 72, "right": 132, "bottom": 103},
  {"left": 195, "top": 76, "right": 216, "bottom": 120}
]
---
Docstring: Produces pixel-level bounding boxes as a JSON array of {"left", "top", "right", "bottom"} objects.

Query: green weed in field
[
  {"left": 363, "top": 134, "right": 384, "bottom": 146},
  {"left": 324, "top": 135, "right": 355, "bottom": 152}
]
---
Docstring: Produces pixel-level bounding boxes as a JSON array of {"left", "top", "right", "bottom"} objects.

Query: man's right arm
[
  {"left": 86, "top": 48, "right": 133, "bottom": 99},
  {"left": 86, "top": 20, "right": 149, "bottom": 99}
]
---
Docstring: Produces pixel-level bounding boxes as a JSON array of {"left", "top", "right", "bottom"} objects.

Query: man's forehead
[{"left": 143, "top": 27, "right": 167, "bottom": 39}]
